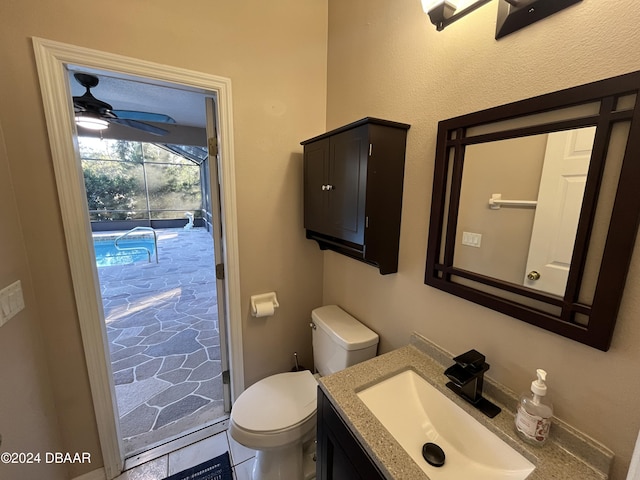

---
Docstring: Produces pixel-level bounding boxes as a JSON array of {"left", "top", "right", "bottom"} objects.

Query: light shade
[
  {"left": 75, "top": 113, "right": 108, "bottom": 131},
  {"left": 421, "top": 0, "right": 457, "bottom": 15}
]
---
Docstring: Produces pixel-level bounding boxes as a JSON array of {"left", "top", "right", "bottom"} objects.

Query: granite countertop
[{"left": 318, "top": 333, "right": 613, "bottom": 480}]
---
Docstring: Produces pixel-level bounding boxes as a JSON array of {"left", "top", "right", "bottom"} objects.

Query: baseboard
[{"left": 72, "top": 467, "right": 106, "bottom": 480}]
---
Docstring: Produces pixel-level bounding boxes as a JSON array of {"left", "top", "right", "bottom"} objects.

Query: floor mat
[{"left": 164, "top": 451, "right": 232, "bottom": 480}]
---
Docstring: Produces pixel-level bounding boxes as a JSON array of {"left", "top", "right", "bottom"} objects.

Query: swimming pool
[{"left": 93, "top": 236, "right": 157, "bottom": 267}]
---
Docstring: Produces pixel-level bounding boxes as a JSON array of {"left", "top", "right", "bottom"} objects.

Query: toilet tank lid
[{"left": 312, "top": 305, "right": 379, "bottom": 350}]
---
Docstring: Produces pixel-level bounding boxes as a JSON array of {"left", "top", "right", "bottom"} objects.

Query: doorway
[
  {"left": 74, "top": 113, "right": 226, "bottom": 456},
  {"left": 33, "top": 38, "right": 244, "bottom": 479}
]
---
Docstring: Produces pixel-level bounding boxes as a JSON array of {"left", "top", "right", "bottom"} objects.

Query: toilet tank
[{"left": 311, "top": 305, "right": 379, "bottom": 376}]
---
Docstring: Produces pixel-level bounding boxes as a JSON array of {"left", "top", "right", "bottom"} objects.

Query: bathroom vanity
[
  {"left": 317, "top": 388, "right": 386, "bottom": 480},
  {"left": 317, "top": 334, "right": 613, "bottom": 479}
]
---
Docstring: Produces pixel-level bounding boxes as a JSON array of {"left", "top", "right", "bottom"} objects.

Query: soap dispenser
[{"left": 515, "top": 369, "right": 553, "bottom": 445}]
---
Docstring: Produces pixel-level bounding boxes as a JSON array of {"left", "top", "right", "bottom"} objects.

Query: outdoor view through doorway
[{"left": 79, "top": 136, "right": 227, "bottom": 457}]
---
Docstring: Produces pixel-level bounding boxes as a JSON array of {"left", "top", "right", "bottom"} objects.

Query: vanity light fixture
[
  {"left": 75, "top": 112, "right": 109, "bottom": 131},
  {"left": 421, "top": 0, "right": 492, "bottom": 31},
  {"left": 422, "top": 0, "right": 582, "bottom": 38},
  {"left": 495, "top": 0, "right": 582, "bottom": 39}
]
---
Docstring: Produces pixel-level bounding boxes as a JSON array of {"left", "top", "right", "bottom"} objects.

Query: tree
[
  {"left": 79, "top": 137, "right": 202, "bottom": 222},
  {"left": 82, "top": 160, "right": 141, "bottom": 221}
]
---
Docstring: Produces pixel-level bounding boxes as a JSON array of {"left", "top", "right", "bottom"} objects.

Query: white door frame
[{"left": 32, "top": 37, "right": 244, "bottom": 479}]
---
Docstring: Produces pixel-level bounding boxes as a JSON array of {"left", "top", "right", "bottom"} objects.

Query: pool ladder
[{"left": 114, "top": 227, "right": 158, "bottom": 264}]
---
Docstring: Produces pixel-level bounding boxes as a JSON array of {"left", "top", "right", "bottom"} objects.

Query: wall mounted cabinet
[{"left": 302, "top": 118, "right": 410, "bottom": 274}]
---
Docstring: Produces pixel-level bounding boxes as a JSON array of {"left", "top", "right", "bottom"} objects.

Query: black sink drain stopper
[{"left": 422, "top": 442, "right": 445, "bottom": 467}]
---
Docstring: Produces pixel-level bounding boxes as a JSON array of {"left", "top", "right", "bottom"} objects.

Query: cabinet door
[
  {"left": 327, "top": 126, "right": 368, "bottom": 244},
  {"left": 317, "top": 389, "right": 386, "bottom": 480},
  {"left": 304, "top": 138, "right": 330, "bottom": 233}
]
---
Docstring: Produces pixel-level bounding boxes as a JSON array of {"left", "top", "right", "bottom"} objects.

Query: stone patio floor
[{"left": 96, "top": 227, "right": 226, "bottom": 457}]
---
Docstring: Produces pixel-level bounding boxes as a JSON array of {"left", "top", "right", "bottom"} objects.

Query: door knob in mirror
[{"left": 527, "top": 271, "right": 541, "bottom": 281}]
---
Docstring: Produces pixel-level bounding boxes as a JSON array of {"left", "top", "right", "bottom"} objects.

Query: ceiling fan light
[{"left": 75, "top": 113, "right": 109, "bottom": 131}]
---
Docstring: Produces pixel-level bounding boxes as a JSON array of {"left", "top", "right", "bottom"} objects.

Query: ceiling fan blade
[
  {"left": 109, "top": 118, "right": 169, "bottom": 136},
  {"left": 112, "top": 110, "right": 176, "bottom": 124}
]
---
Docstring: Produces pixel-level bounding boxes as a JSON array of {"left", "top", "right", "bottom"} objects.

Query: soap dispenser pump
[{"left": 515, "top": 369, "right": 553, "bottom": 445}]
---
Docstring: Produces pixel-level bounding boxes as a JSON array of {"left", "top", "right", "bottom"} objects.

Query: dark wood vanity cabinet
[
  {"left": 317, "top": 388, "right": 386, "bottom": 480},
  {"left": 302, "top": 118, "right": 410, "bottom": 274}
]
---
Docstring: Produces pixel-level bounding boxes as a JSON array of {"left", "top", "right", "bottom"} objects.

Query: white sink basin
[{"left": 357, "top": 370, "right": 535, "bottom": 480}]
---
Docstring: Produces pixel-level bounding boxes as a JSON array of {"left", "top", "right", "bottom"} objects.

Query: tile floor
[{"left": 115, "top": 428, "right": 256, "bottom": 480}]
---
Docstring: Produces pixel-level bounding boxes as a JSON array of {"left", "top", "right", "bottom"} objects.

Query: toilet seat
[{"left": 230, "top": 370, "right": 318, "bottom": 449}]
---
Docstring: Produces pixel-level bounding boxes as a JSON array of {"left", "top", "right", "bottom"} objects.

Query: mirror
[{"left": 425, "top": 71, "right": 640, "bottom": 351}]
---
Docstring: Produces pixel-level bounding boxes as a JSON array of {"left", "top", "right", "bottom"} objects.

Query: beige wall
[
  {"left": 0, "top": 122, "right": 67, "bottom": 479},
  {"left": 324, "top": 1, "right": 640, "bottom": 479},
  {"left": 0, "top": 0, "right": 327, "bottom": 477}
]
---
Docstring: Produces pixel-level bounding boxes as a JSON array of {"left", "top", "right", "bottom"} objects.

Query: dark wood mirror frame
[{"left": 425, "top": 71, "right": 640, "bottom": 351}]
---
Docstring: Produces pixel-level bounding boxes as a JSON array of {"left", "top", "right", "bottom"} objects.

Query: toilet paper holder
[{"left": 250, "top": 292, "right": 280, "bottom": 317}]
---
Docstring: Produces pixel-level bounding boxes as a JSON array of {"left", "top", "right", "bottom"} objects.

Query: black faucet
[{"left": 444, "top": 349, "right": 501, "bottom": 418}]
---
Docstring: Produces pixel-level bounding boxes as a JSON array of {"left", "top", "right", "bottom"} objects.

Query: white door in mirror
[{"left": 524, "top": 127, "right": 596, "bottom": 296}]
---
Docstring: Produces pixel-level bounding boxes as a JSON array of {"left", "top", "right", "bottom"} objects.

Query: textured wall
[
  {"left": 0, "top": 123, "right": 67, "bottom": 479},
  {"left": 0, "top": 1, "right": 327, "bottom": 476},
  {"left": 325, "top": 1, "right": 640, "bottom": 479}
]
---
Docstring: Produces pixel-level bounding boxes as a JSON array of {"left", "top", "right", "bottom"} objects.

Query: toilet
[{"left": 229, "top": 305, "right": 379, "bottom": 480}]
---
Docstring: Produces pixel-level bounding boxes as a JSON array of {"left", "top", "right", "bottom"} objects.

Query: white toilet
[{"left": 229, "top": 305, "right": 379, "bottom": 480}]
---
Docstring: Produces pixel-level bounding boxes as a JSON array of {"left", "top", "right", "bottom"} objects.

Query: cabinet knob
[
  {"left": 321, "top": 185, "right": 327, "bottom": 191},
  {"left": 527, "top": 271, "right": 541, "bottom": 281},
  {"left": 326, "top": 184, "right": 334, "bottom": 191}
]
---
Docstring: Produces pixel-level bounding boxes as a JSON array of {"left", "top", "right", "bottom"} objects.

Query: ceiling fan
[{"left": 72, "top": 73, "right": 176, "bottom": 136}]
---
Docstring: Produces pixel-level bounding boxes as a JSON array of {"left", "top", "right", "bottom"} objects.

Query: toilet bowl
[
  {"left": 229, "top": 371, "right": 318, "bottom": 480},
  {"left": 229, "top": 305, "right": 379, "bottom": 480}
]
